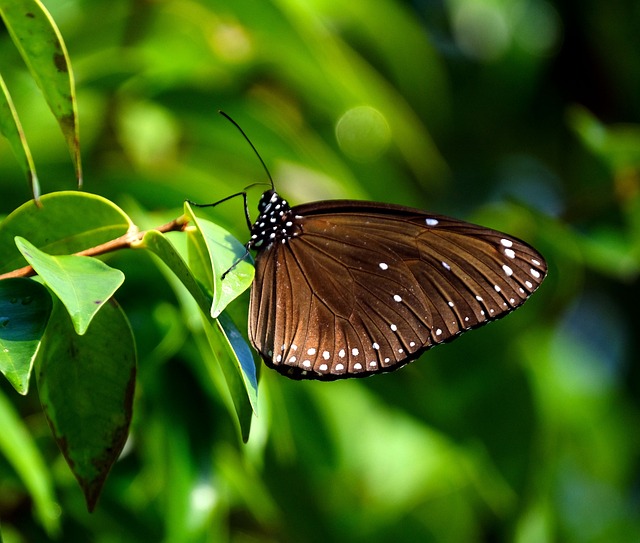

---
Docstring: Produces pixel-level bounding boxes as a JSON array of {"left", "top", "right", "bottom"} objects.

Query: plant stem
[{"left": 0, "top": 216, "right": 189, "bottom": 280}]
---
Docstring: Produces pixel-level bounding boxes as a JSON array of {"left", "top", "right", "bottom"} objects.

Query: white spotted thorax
[
  {"left": 247, "top": 191, "right": 547, "bottom": 381},
  {"left": 248, "top": 189, "right": 301, "bottom": 250}
]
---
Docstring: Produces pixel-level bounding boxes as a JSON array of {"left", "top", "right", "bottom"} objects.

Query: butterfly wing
[{"left": 249, "top": 200, "right": 546, "bottom": 380}]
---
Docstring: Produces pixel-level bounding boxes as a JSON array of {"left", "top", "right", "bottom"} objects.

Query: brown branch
[{"left": 0, "top": 215, "right": 190, "bottom": 280}]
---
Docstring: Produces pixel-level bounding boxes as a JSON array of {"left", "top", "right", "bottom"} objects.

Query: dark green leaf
[
  {"left": 0, "top": 277, "right": 52, "bottom": 394},
  {"left": 36, "top": 298, "right": 136, "bottom": 512}
]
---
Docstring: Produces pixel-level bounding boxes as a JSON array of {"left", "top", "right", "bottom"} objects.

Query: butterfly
[{"left": 204, "top": 113, "right": 547, "bottom": 381}]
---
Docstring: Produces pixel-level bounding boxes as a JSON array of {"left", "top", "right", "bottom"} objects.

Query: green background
[{"left": 1, "top": 0, "right": 639, "bottom": 541}]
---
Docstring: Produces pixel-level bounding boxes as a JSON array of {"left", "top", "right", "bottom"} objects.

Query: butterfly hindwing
[{"left": 248, "top": 198, "right": 546, "bottom": 381}]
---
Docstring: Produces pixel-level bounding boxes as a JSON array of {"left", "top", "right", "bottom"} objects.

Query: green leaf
[
  {"left": 0, "top": 388, "right": 59, "bottom": 535},
  {"left": 568, "top": 105, "right": 640, "bottom": 171},
  {"left": 15, "top": 237, "right": 124, "bottom": 335},
  {"left": 0, "top": 74, "right": 40, "bottom": 201},
  {"left": 200, "top": 313, "right": 255, "bottom": 443},
  {"left": 139, "top": 228, "right": 257, "bottom": 440},
  {"left": 0, "top": 0, "right": 82, "bottom": 186},
  {"left": 36, "top": 298, "right": 136, "bottom": 512},
  {"left": 0, "top": 278, "right": 52, "bottom": 394},
  {"left": 0, "top": 191, "right": 133, "bottom": 275},
  {"left": 217, "top": 312, "right": 258, "bottom": 413},
  {"left": 184, "top": 202, "right": 254, "bottom": 318},
  {"left": 214, "top": 312, "right": 257, "bottom": 442},
  {"left": 137, "top": 229, "right": 212, "bottom": 315}
]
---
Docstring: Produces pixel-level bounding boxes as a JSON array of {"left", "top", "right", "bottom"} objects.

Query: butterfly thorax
[{"left": 248, "top": 190, "right": 301, "bottom": 251}]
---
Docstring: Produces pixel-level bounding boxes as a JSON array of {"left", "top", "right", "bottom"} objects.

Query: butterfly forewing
[{"left": 248, "top": 196, "right": 546, "bottom": 380}]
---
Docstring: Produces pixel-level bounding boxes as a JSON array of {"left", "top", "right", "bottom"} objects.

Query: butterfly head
[{"left": 248, "top": 190, "right": 301, "bottom": 251}]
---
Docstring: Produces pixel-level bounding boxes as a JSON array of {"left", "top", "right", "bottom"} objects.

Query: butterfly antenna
[{"left": 219, "top": 111, "right": 275, "bottom": 190}]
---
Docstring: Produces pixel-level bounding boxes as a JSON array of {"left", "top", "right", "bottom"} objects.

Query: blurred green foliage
[{"left": 1, "top": 0, "right": 639, "bottom": 542}]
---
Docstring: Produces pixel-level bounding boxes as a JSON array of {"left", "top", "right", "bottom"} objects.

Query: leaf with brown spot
[
  {"left": 36, "top": 298, "right": 136, "bottom": 511},
  {"left": 0, "top": 0, "right": 82, "bottom": 187}
]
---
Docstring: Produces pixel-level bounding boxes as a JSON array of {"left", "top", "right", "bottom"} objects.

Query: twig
[{"left": 0, "top": 216, "right": 189, "bottom": 280}]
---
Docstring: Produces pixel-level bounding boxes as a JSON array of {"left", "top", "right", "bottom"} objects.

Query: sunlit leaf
[
  {"left": 136, "top": 228, "right": 211, "bottom": 315},
  {"left": 0, "top": 389, "right": 59, "bottom": 535},
  {"left": 15, "top": 237, "right": 124, "bottom": 335},
  {"left": 0, "top": 74, "right": 40, "bottom": 202},
  {"left": 0, "top": 191, "right": 133, "bottom": 275},
  {"left": 184, "top": 202, "right": 254, "bottom": 318}
]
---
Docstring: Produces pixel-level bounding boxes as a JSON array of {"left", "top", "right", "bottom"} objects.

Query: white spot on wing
[
  {"left": 319, "top": 363, "right": 328, "bottom": 371},
  {"left": 500, "top": 239, "right": 513, "bottom": 248},
  {"left": 335, "top": 363, "right": 344, "bottom": 371},
  {"left": 504, "top": 248, "right": 516, "bottom": 259},
  {"left": 393, "top": 295, "right": 402, "bottom": 302},
  {"left": 352, "top": 348, "right": 359, "bottom": 356},
  {"left": 338, "top": 349, "right": 346, "bottom": 358},
  {"left": 307, "top": 347, "right": 316, "bottom": 355},
  {"left": 442, "top": 261, "right": 451, "bottom": 271},
  {"left": 502, "top": 264, "right": 513, "bottom": 276},
  {"left": 354, "top": 363, "right": 363, "bottom": 370},
  {"left": 530, "top": 268, "right": 541, "bottom": 279},
  {"left": 390, "top": 324, "right": 398, "bottom": 332},
  {"left": 379, "top": 262, "right": 389, "bottom": 270},
  {"left": 322, "top": 351, "right": 331, "bottom": 360},
  {"left": 426, "top": 218, "right": 439, "bottom": 226}
]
